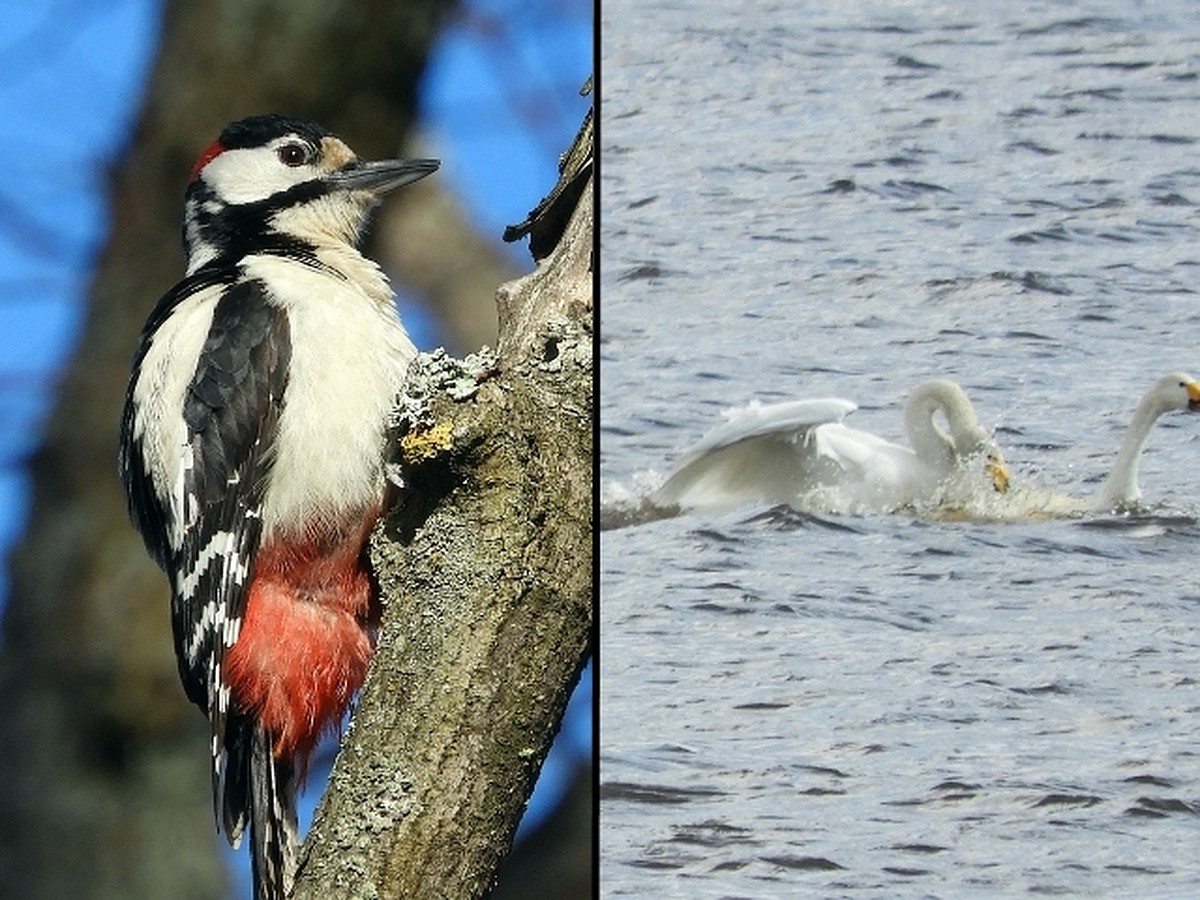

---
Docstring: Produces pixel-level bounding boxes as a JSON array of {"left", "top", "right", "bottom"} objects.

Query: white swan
[
  {"left": 1090, "top": 372, "right": 1200, "bottom": 510},
  {"left": 651, "top": 379, "right": 1009, "bottom": 513}
]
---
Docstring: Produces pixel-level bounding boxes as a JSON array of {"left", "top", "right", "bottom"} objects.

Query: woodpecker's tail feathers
[
  {"left": 249, "top": 724, "right": 299, "bottom": 900},
  {"left": 217, "top": 716, "right": 298, "bottom": 899},
  {"left": 218, "top": 714, "right": 252, "bottom": 846}
]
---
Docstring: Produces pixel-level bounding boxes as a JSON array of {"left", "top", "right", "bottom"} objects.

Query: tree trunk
[{"left": 293, "top": 98, "right": 594, "bottom": 900}]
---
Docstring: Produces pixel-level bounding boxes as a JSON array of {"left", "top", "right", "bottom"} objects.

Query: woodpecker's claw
[{"left": 328, "top": 158, "right": 440, "bottom": 194}]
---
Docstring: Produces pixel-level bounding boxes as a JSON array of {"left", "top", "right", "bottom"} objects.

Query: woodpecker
[{"left": 118, "top": 114, "right": 438, "bottom": 899}]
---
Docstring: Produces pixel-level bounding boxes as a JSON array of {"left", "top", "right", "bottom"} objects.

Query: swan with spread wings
[{"left": 652, "top": 379, "right": 1009, "bottom": 514}]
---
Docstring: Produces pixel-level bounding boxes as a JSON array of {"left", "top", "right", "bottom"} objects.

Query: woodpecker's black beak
[{"left": 327, "top": 158, "right": 440, "bottom": 195}]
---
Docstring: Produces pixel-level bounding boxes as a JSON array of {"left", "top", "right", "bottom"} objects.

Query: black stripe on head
[
  {"left": 218, "top": 115, "right": 333, "bottom": 151},
  {"left": 184, "top": 176, "right": 330, "bottom": 263}
]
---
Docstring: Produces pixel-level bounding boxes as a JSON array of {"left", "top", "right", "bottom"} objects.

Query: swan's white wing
[
  {"left": 812, "top": 423, "right": 928, "bottom": 495},
  {"left": 678, "top": 398, "right": 857, "bottom": 459},
  {"left": 652, "top": 398, "right": 856, "bottom": 509}
]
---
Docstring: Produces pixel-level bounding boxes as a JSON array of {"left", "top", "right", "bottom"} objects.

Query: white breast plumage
[{"left": 241, "top": 253, "right": 416, "bottom": 536}]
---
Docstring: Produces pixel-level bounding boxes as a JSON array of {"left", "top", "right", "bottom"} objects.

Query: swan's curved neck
[
  {"left": 1096, "top": 393, "right": 1163, "bottom": 509},
  {"left": 904, "top": 383, "right": 976, "bottom": 467},
  {"left": 904, "top": 396, "right": 954, "bottom": 467}
]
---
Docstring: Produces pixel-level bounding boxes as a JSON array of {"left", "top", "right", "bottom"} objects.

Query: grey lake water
[{"left": 600, "top": 1, "right": 1200, "bottom": 896}]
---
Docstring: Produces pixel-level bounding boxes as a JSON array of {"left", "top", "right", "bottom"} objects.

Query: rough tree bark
[
  {"left": 293, "top": 92, "right": 594, "bottom": 900},
  {"left": 0, "top": 1, "right": 583, "bottom": 897}
]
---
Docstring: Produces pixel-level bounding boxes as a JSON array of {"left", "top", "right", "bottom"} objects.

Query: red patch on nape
[{"left": 189, "top": 139, "right": 226, "bottom": 182}]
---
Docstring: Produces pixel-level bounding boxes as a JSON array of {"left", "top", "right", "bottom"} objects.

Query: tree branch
[{"left": 293, "top": 93, "right": 593, "bottom": 899}]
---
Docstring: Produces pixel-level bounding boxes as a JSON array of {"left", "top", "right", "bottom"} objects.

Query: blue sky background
[{"left": 0, "top": 0, "right": 592, "bottom": 893}]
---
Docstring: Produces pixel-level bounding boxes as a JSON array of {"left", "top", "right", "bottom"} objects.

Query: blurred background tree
[{"left": 0, "top": 1, "right": 592, "bottom": 897}]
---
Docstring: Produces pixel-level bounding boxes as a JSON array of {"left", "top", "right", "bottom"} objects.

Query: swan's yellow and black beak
[
  {"left": 985, "top": 453, "right": 1010, "bottom": 494},
  {"left": 1187, "top": 379, "right": 1200, "bottom": 412}
]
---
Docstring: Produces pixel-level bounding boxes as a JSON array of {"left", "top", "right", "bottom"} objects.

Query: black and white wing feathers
[
  {"left": 119, "top": 271, "right": 290, "bottom": 840},
  {"left": 175, "top": 279, "right": 290, "bottom": 832}
]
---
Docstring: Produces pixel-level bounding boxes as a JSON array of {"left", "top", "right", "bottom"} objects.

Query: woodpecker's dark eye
[{"left": 278, "top": 143, "right": 308, "bottom": 167}]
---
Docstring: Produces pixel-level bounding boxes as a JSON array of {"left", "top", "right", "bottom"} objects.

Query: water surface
[{"left": 601, "top": 2, "right": 1200, "bottom": 895}]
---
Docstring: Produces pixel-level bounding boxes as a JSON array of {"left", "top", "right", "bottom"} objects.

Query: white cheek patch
[{"left": 202, "top": 146, "right": 315, "bottom": 204}]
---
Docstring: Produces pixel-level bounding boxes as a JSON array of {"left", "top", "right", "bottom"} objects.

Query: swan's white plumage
[
  {"left": 954, "top": 371, "right": 1200, "bottom": 520},
  {"left": 652, "top": 380, "right": 1007, "bottom": 513},
  {"left": 1093, "top": 371, "right": 1200, "bottom": 510}
]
